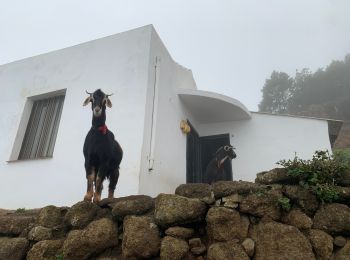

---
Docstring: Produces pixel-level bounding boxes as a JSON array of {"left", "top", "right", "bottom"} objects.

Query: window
[{"left": 18, "top": 95, "right": 65, "bottom": 159}]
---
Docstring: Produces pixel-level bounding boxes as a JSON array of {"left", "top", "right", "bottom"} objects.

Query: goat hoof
[
  {"left": 93, "top": 194, "right": 101, "bottom": 204},
  {"left": 84, "top": 194, "right": 93, "bottom": 202},
  {"left": 93, "top": 198, "right": 101, "bottom": 204}
]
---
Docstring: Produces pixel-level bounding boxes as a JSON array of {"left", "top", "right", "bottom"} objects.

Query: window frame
[{"left": 8, "top": 89, "right": 66, "bottom": 162}]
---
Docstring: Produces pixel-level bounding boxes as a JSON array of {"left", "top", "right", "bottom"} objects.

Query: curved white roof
[{"left": 177, "top": 88, "right": 251, "bottom": 123}]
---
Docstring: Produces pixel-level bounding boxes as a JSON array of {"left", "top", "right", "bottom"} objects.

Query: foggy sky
[{"left": 1, "top": 0, "right": 350, "bottom": 110}]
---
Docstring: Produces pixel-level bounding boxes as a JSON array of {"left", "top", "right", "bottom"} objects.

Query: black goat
[
  {"left": 204, "top": 145, "right": 236, "bottom": 184},
  {"left": 83, "top": 89, "right": 123, "bottom": 203}
]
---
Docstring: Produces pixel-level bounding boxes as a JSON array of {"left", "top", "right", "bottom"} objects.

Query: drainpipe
[{"left": 148, "top": 56, "right": 160, "bottom": 172}]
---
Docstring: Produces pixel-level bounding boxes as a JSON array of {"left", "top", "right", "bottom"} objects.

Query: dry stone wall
[{"left": 1, "top": 168, "right": 350, "bottom": 259}]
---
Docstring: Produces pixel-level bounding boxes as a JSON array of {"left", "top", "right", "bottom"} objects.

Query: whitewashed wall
[
  {"left": 0, "top": 26, "right": 152, "bottom": 209},
  {"left": 198, "top": 113, "right": 332, "bottom": 182},
  {"left": 138, "top": 28, "right": 199, "bottom": 196}
]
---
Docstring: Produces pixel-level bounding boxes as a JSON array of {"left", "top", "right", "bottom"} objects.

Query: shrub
[
  {"left": 333, "top": 148, "right": 350, "bottom": 169},
  {"left": 15, "top": 208, "right": 26, "bottom": 213},
  {"left": 312, "top": 183, "right": 339, "bottom": 203},
  {"left": 277, "top": 150, "right": 348, "bottom": 203},
  {"left": 278, "top": 197, "right": 291, "bottom": 211}
]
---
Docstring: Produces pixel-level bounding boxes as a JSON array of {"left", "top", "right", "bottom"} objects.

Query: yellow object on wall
[{"left": 180, "top": 120, "right": 191, "bottom": 134}]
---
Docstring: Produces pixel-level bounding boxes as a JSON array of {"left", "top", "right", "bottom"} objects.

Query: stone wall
[{"left": 1, "top": 168, "right": 350, "bottom": 259}]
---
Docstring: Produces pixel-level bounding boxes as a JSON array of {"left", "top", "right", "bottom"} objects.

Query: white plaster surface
[
  {"left": 0, "top": 26, "right": 152, "bottom": 208},
  {"left": 178, "top": 88, "right": 251, "bottom": 122},
  {"left": 138, "top": 28, "right": 199, "bottom": 196}
]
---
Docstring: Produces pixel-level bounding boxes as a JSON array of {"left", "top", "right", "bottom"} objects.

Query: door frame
[{"left": 186, "top": 122, "right": 233, "bottom": 183}]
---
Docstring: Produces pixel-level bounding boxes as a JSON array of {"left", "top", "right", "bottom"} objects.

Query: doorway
[
  {"left": 200, "top": 134, "right": 233, "bottom": 182},
  {"left": 186, "top": 122, "right": 233, "bottom": 183}
]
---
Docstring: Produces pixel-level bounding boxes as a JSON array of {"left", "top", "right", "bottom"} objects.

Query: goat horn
[
  {"left": 224, "top": 146, "right": 234, "bottom": 151},
  {"left": 86, "top": 90, "right": 93, "bottom": 95}
]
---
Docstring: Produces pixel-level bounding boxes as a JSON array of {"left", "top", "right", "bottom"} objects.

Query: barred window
[{"left": 18, "top": 95, "right": 65, "bottom": 159}]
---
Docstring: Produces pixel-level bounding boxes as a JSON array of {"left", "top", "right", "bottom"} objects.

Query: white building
[{"left": 0, "top": 25, "right": 341, "bottom": 209}]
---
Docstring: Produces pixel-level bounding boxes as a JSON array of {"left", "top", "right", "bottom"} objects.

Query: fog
[{"left": 1, "top": 0, "right": 350, "bottom": 110}]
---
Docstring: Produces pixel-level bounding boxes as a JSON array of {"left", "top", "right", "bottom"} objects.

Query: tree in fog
[
  {"left": 259, "top": 54, "right": 350, "bottom": 121},
  {"left": 258, "top": 71, "right": 294, "bottom": 113}
]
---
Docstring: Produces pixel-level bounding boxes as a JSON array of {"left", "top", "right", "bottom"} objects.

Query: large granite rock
[
  {"left": 240, "top": 187, "right": 282, "bottom": 220},
  {"left": 207, "top": 241, "right": 249, "bottom": 260},
  {"left": 94, "top": 247, "right": 121, "bottom": 260},
  {"left": 307, "top": 229, "right": 333, "bottom": 260},
  {"left": 241, "top": 238, "right": 255, "bottom": 258},
  {"left": 37, "top": 205, "right": 66, "bottom": 228},
  {"left": 221, "top": 193, "right": 242, "bottom": 208},
  {"left": 111, "top": 195, "right": 154, "bottom": 220},
  {"left": 154, "top": 194, "right": 207, "bottom": 227},
  {"left": 0, "top": 237, "right": 29, "bottom": 260},
  {"left": 62, "top": 218, "right": 118, "bottom": 259},
  {"left": 313, "top": 203, "right": 350, "bottom": 235},
  {"left": 283, "top": 185, "right": 319, "bottom": 216},
  {"left": 282, "top": 208, "right": 313, "bottom": 230},
  {"left": 26, "top": 239, "right": 64, "bottom": 260},
  {"left": 165, "top": 226, "right": 194, "bottom": 239},
  {"left": 122, "top": 215, "right": 160, "bottom": 259},
  {"left": 189, "top": 238, "right": 207, "bottom": 256},
  {"left": 334, "top": 240, "right": 350, "bottom": 260},
  {"left": 95, "top": 207, "right": 113, "bottom": 220},
  {"left": 28, "top": 226, "right": 53, "bottom": 241},
  {"left": 160, "top": 236, "right": 189, "bottom": 260},
  {"left": 97, "top": 197, "right": 119, "bottom": 208},
  {"left": 255, "top": 168, "right": 298, "bottom": 185},
  {"left": 212, "top": 181, "right": 261, "bottom": 199},
  {"left": 175, "top": 183, "right": 215, "bottom": 204},
  {"left": 206, "top": 207, "right": 249, "bottom": 242},
  {"left": 0, "top": 214, "right": 35, "bottom": 236},
  {"left": 251, "top": 221, "right": 315, "bottom": 260},
  {"left": 334, "top": 236, "right": 347, "bottom": 247},
  {"left": 64, "top": 201, "right": 101, "bottom": 229}
]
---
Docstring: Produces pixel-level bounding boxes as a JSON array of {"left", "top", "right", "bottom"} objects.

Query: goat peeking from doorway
[
  {"left": 204, "top": 145, "right": 236, "bottom": 184},
  {"left": 82, "top": 89, "right": 123, "bottom": 204}
]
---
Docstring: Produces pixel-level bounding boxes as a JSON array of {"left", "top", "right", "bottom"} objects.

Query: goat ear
[
  {"left": 83, "top": 96, "right": 92, "bottom": 106},
  {"left": 106, "top": 98, "right": 112, "bottom": 108}
]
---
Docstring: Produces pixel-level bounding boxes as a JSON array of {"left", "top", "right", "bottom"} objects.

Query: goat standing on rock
[{"left": 83, "top": 89, "right": 123, "bottom": 203}]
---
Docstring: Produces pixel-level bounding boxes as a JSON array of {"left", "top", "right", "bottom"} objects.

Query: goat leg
[
  {"left": 84, "top": 168, "right": 96, "bottom": 202},
  {"left": 93, "top": 176, "right": 103, "bottom": 203},
  {"left": 108, "top": 169, "right": 120, "bottom": 199}
]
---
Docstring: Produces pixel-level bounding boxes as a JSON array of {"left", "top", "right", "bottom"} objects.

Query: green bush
[
  {"left": 277, "top": 150, "right": 348, "bottom": 203},
  {"left": 278, "top": 197, "right": 291, "bottom": 211},
  {"left": 333, "top": 148, "right": 350, "bottom": 168},
  {"left": 15, "top": 208, "right": 26, "bottom": 213},
  {"left": 312, "top": 183, "right": 339, "bottom": 203}
]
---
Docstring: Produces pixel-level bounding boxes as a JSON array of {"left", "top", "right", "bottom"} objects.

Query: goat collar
[{"left": 98, "top": 124, "right": 108, "bottom": 135}]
